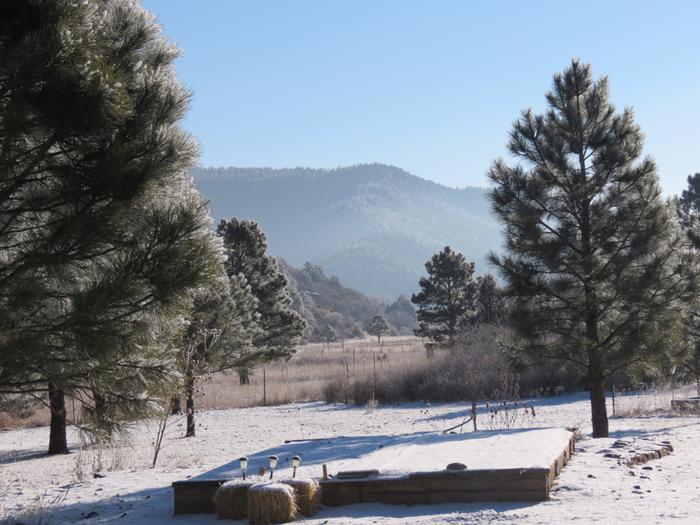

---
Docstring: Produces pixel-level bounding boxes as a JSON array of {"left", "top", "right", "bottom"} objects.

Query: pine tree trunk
[
  {"left": 48, "top": 382, "right": 69, "bottom": 454},
  {"left": 589, "top": 377, "right": 609, "bottom": 438},
  {"left": 94, "top": 389, "right": 106, "bottom": 418},
  {"left": 170, "top": 396, "right": 181, "bottom": 415},
  {"left": 185, "top": 372, "right": 195, "bottom": 438},
  {"left": 92, "top": 388, "right": 108, "bottom": 442}
]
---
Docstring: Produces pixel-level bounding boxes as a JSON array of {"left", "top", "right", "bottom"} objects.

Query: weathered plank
[
  {"left": 321, "top": 468, "right": 550, "bottom": 506},
  {"left": 172, "top": 479, "right": 223, "bottom": 514}
]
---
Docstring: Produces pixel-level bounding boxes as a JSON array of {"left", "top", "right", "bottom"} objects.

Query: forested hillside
[
  {"left": 192, "top": 164, "right": 499, "bottom": 297},
  {"left": 279, "top": 260, "right": 417, "bottom": 342}
]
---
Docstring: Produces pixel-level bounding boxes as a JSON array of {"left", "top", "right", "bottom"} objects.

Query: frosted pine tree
[
  {"left": 0, "top": 0, "right": 221, "bottom": 452},
  {"left": 217, "top": 218, "right": 307, "bottom": 362},
  {"left": 488, "top": 60, "right": 696, "bottom": 437},
  {"left": 411, "top": 247, "right": 478, "bottom": 345}
]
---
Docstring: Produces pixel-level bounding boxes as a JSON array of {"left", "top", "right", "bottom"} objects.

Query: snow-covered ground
[
  {"left": 191, "top": 427, "right": 572, "bottom": 482},
  {"left": 1, "top": 390, "right": 699, "bottom": 524}
]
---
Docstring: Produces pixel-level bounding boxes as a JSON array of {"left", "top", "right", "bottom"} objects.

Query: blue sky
[{"left": 142, "top": 0, "right": 699, "bottom": 195}]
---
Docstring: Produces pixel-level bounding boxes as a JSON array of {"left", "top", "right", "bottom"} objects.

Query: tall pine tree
[
  {"left": 366, "top": 315, "right": 390, "bottom": 343},
  {"left": 411, "top": 247, "right": 477, "bottom": 345},
  {"left": 217, "top": 218, "right": 306, "bottom": 369},
  {"left": 177, "top": 273, "right": 261, "bottom": 437},
  {"left": 488, "top": 60, "right": 695, "bottom": 437},
  {"left": 0, "top": 0, "right": 221, "bottom": 452}
]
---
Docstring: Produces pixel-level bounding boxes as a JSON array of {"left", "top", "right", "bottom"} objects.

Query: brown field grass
[
  {"left": 0, "top": 337, "right": 427, "bottom": 430},
  {"left": 199, "top": 336, "right": 427, "bottom": 410}
]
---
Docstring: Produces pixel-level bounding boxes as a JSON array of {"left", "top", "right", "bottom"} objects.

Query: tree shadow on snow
[
  {"left": 4, "top": 483, "right": 539, "bottom": 525},
  {"left": 0, "top": 447, "right": 54, "bottom": 465},
  {"left": 315, "top": 500, "right": 540, "bottom": 521},
  {"left": 416, "top": 392, "right": 592, "bottom": 424},
  {"left": 610, "top": 420, "right": 700, "bottom": 440}
]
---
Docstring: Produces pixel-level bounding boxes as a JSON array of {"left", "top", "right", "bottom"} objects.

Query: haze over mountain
[{"left": 192, "top": 164, "right": 500, "bottom": 298}]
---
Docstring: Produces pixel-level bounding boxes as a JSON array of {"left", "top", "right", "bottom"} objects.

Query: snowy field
[{"left": 1, "top": 390, "right": 699, "bottom": 524}]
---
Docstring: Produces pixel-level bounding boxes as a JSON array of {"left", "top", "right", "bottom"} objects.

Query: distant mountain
[
  {"left": 192, "top": 163, "right": 500, "bottom": 297},
  {"left": 279, "top": 260, "right": 416, "bottom": 342}
]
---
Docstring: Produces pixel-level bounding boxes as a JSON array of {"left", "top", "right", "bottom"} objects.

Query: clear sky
[{"left": 142, "top": 0, "right": 699, "bottom": 195}]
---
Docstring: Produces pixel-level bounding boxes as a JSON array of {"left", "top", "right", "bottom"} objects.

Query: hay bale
[
  {"left": 247, "top": 483, "right": 297, "bottom": 524},
  {"left": 213, "top": 479, "right": 255, "bottom": 519},
  {"left": 281, "top": 477, "right": 321, "bottom": 516}
]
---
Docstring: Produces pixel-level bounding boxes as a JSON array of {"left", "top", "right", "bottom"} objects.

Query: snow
[
  {"left": 191, "top": 427, "right": 571, "bottom": 482},
  {"left": 1, "top": 391, "right": 700, "bottom": 524},
  {"left": 319, "top": 428, "right": 571, "bottom": 475}
]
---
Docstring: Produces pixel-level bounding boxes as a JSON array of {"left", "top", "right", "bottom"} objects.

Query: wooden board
[
  {"left": 321, "top": 468, "right": 550, "bottom": 506},
  {"left": 172, "top": 479, "right": 223, "bottom": 514}
]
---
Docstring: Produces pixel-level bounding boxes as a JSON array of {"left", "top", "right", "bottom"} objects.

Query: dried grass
[
  {"left": 213, "top": 479, "right": 255, "bottom": 519},
  {"left": 0, "top": 487, "right": 69, "bottom": 525},
  {"left": 613, "top": 384, "right": 697, "bottom": 417},
  {"left": 280, "top": 477, "right": 320, "bottom": 516},
  {"left": 0, "top": 337, "right": 426, "bottom": 432},
  {"left": 247, "top": 483, "right": 297, "bottom": 524},
  {"left": 199, "top": 336, "right": 426, "bottom": 410}
]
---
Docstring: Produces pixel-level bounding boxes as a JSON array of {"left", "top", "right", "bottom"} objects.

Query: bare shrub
[
  {"left": 517, "top": 361, "right": 584, "bottom": 397},
  {"left": 73, "top": 433, "right": 136, "bottom": 481},
  {"left": 324, "top": 326, "right": 509, "bottom": 405},
  {"left": 0, "top": 488, "right": 69, "bottom": 525},
  {"left": 321, "top": 326, "right": 590, "bottom": 408},
  {"left": 484, "top": 373, "right": 537, "bottom": 430}
]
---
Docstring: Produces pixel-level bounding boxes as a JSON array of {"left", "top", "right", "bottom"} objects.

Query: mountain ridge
[{"left": 192, "top": 163, "right": 501, "bottom": 297}]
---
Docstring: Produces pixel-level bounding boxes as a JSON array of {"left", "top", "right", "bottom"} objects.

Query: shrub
[{"left": 322, "top": 325, "right": 586, "bottom": 405}]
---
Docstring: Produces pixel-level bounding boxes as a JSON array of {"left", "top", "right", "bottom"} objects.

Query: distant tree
[
  {"left": 474, "top": 275, "right": 506, "bottom": 325},
  {"left": 488, "top": 60, "right": 695, "bottom": 437},
  {"left": 302, "top": 262, "right": 326, "bottom": 282},
  {"left": 316, "top": 324, "right": 337, "bottom": 351},
  {"left": 411, "top": 247, "right": 477, "bottom": 346},
  {"left": 217, "top": 219, "right": 306, "bottom": 363},
  {"left": 0, "top": 0, "right": 221, "bottom": 453},
  {"left": 367, "top": 315, "right": 390, "bottom": 344}
]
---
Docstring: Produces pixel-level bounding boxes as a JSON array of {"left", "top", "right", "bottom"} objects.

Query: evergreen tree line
[
  {"left": 0, "top": 0, "right": 304, "bottom": 453},
  {"left": 412, "top": 61, "right": 700, "bottom": 438}
]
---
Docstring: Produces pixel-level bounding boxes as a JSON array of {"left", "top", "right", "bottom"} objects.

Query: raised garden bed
[{"left": 173, "top": 427, "right": 575, "bottom": 514}]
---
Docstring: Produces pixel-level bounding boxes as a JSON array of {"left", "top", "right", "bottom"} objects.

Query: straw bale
[
  {"left": 247, "top": 482, "right": 297, "bottom": 524},
  {"left": 213, "top": 479, "right": 255, "bottom": 519},
  {"left": 281, "top": 477, "right": 321, "bottom": 516}
]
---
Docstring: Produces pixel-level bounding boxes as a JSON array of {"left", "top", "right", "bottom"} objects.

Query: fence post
[
  {"left": 611, "top": 384, "right": 615, "bottom": 417},
  {"left": 263, "top": 367, "right": 267, "bottom": 406},
  {"left": 373, "top": 353, "right": 377, "bottom": 394}
]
